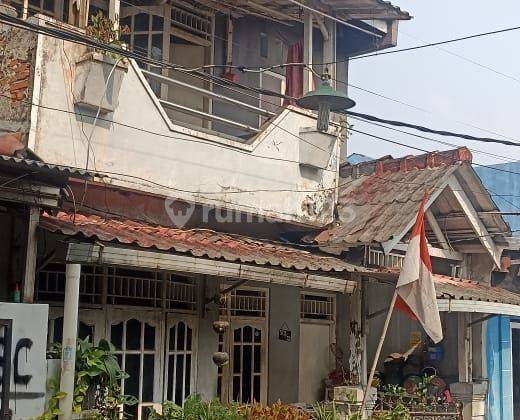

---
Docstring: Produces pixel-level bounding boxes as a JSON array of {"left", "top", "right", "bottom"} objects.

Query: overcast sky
[{"left": 347, "top": 0, "right": 520, "bottom": 166}]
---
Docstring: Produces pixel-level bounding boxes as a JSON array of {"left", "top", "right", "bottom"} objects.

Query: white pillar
[
  {"left": 59, "top": 263, "right": 81, "bottom": 420},
  {"left": 303, "top": 10, "right": 313, "bottom": 94},
  {"left": 323, "top": 20, "right": 336, "bottom": 86},
  {"left": 108, "top": 0, "right": 120, "bottom": 31}
]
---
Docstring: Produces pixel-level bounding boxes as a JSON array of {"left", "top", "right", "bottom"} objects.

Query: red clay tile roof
[
  {"left": 39, "top": 211, "right": 368, "bottom": 274},
  {"left": 314, "top": 148, "right": 472, "bottom": 246}
]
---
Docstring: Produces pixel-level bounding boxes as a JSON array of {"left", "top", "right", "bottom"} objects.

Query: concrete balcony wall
[{"left": 10, "top": 18, "right": 343, "bottom": 227}]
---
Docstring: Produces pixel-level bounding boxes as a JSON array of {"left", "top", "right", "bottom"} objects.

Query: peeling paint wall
[
  {"left": 22, "top": 22, "right": 342, "bottom": 227},
  {"left": 0, "top": 9, "right": 37, "bottom": 140}
]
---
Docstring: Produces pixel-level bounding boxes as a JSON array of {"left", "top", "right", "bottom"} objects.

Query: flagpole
[{"left": 359, "top": 290, "right": 398, "bottom": 417}]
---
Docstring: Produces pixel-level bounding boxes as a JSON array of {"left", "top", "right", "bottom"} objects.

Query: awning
[
  {"left": 39, "top": 211, "right": 371, "bottom": 293},
  {"left": 372, "top": 269, "right": 520, "bottom": 316}
]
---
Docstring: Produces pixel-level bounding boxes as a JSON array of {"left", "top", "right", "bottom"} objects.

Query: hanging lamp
[{"left": 296, "top": 71, "right": 356, "bottom": 132}]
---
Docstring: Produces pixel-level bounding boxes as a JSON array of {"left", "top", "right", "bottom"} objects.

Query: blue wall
[
  {"left": 487, "top": 316, "right": 513, "bottom": 420},
  {"left": 475, "top": 163, "right": 520, "bottom": 235}
]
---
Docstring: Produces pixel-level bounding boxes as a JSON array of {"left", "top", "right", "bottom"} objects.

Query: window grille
[
  {"left": 171, "top": 1, "right": 212, "bottom": 40},
  {"left": 368, "top": 248, "right": 405, "bottom": 269},
  {"left": 36, "top": 263, "right": 103, "bottom": 304},
  {"left": 220, "top": 288, "right": 267, "bottom": 318},
  {"left": 301, "top": 293, "right": 335, "bottom": 321},
  {"left": 36, "top": 264, "right": 197, "bottom": 311}
]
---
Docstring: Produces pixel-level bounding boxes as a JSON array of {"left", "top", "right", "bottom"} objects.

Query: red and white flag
[{"left": 395, "top": 195, "right": 443, "bottom": 343}]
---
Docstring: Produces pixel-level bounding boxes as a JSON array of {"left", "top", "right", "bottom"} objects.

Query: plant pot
[{"left": 73, "top": 51, "right": 128, "bottom": 114}]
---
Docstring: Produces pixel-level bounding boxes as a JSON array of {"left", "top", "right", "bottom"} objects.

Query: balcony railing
[{"left": 141, "top": 68, "right": 279, "bottom": 139}]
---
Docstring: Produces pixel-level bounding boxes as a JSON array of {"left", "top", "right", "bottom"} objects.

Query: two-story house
[{"left": 0, "top": 0, "right": 415, "bottom": 418}]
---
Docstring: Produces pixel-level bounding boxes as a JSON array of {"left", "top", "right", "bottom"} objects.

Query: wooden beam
[
  {"left": 22, "top": 207, "right": 39, "bottom": 303},
  {"left": 457, "top": 313, "right": 472, "bottom": 383},
  {"left": 448, "top": 177, "right": 502, "bottom": 268},
  {"left": 425, "top": 209, "right": 450, "bottom": 250},
  {"left": 393, "top": 243, "right": 463, "bottom": 261}
]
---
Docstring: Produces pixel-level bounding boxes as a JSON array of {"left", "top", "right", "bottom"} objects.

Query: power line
[{"left": 345, "top": 111, "right": 520, "bottom": 147}]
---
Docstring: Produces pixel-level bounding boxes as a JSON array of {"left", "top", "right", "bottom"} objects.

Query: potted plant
[{"left": 73, "top": 11, "right": 130, "bottom": 114}]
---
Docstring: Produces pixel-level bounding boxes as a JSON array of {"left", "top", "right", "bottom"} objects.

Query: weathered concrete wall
[
  {"left": 0, "top": 7, "right": 37, "bottom": 139},
  {"left": 268, "top": 283, "right": 301, "bottom": 404},
  {"left": 26, "top": 23, "right": 341, "bottom": 227}
]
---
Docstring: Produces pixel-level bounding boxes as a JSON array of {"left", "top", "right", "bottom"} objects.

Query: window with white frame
[{"left": 300, "top": 292, "right": 335, "bottom": 321}]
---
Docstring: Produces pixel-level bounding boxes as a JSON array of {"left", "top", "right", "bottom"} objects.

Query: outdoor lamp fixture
[{"left": 296, "top": 71, "right": 356, "bottom": 132}]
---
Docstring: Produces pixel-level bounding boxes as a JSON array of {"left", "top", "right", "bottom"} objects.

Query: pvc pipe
[{"left": 59, "top": 263, "right": 81, "bottom": 420}]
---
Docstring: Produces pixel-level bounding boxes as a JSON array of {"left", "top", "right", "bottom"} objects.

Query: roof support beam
[
  {"left": 425, "top": 209, "right": 450, "bottom": 250},
  {"left": 448, "top": 177, "right": 502, "bottom": 268}
]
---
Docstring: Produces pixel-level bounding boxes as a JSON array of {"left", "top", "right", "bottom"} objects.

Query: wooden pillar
[
  {"left": 458, "top": 312, "right": 473, "bottom": 383},
  {"left": 22, "top": 206, "right": 39, "bottom": 303},
  {"left": 78, "top": 0, "right": 89, "bottom": 28},
  {"left": 303, "top": 10, "right": 313, "bottom": 94}
]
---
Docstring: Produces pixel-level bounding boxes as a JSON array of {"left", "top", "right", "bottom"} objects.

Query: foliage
[
  {"left": 241, "top": 400, "right": 311, "bottom": 420},
  {"left": 41, "top": 338, "right": 136, "bottom": 419},
  {"left": 148, "top": 396, "right": 244, "bottom": 420},
  {"left": 38, "top": 377, "right": 66, "bottom": 420},
  {"left": 86, "top": 11, "right": 129, "bottom": 52},
  {"left": 312, "top": 402, "right": 339, "bottom": 420},
  {"left": 371, "top": 404, "right": 411, "bottom": 420}
]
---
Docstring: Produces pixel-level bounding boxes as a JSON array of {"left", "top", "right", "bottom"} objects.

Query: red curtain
[{"left": 283, "top": 40, "right": 304, "bottom": 106}]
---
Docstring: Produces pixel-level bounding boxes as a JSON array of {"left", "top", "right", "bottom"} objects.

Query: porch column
[
  {"left": 458, "top": 312, "right": 473, "bottom": 382},
  {"left": 59, "top": 263, "right": 81, "bottom": 420},
  {"left": 303, "top": 10, "right": 313, "bottom": 94}
]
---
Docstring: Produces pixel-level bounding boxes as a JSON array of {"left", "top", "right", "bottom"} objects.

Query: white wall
[
  {"left": 28, "top": 29, "right": 342, "bottom": 227},
  {"left": 0, "top": 303, "right": 48, "bottom": 419}
]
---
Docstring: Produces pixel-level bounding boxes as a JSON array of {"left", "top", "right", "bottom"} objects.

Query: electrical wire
[{"left": 4, "top": 13, "right": 520, "bottom": 149}]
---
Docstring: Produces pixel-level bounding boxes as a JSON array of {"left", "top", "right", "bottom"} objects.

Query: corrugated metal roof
[
  {"left": 39, "top": 211, "right": 367, "bottom": 273},
  {"left": 0, "top": 155, "right": 103, "bottom": 179},
  {"left": 434, "top": 274, "right": 520, "bottom": 306}
]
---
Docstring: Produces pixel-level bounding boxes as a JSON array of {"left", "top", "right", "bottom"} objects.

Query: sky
[{"left": 347, "top": 0, "right": 520, "bottom": 166}]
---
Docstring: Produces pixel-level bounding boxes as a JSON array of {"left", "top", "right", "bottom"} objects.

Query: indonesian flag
[{"left": 395, "top": 195, "right": 443, "bottom": 344}]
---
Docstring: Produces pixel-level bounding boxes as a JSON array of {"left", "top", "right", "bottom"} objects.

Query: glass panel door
[
  {"left": 164, "top": 315, "right": 197, "bottom": 406},
  {"left": 107, "top": 310, "right": 161, "bottom": 419}
]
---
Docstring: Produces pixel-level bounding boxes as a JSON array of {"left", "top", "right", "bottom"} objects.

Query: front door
[
  {"left": 164, "top": 314, "right": 198, "bottom": 406},
  {"left": 107, "top": 309, "right": 162, "bottom": 419},
  {"left": 218, "top": 287, "right": 268, "bottom": 404}
]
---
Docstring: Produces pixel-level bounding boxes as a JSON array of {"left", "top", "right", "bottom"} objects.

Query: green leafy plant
[
  {"left": 41, "top": 338, "right": 136, "bottom": 419},
  {"left": 371, "top": 403, "right": 411, "bottom": 420},
  {"left": 86, "top": 11, "right": 129, "bottom": 52},
  {"left": 148, "top": 396, "right": 245, "bottom": 420},
  {"left": 38, "top": 377, "right": 66, "bottom": 420},
  {"left": 312, "top": 402, "right": 339, "bottom": 420}
]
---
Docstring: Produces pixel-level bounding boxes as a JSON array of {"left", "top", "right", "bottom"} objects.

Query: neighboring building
[
  {"left": 313, "top": 148, "right": 520, "bottom": 420},
  {"left": 475, "top": 162, "right": 520, "bottom": 234},
  {"left": 346, "top": 152, "right": 374, "bottom": 165}
]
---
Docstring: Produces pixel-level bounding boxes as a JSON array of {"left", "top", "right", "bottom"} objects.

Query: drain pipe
[{"left": 59, "top": 263, "right": 81, "bottom": 420}]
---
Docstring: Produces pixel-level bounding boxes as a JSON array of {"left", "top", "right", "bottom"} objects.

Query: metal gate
[{"left": 0, "top": 319, "right": 12, "bottom": 420}]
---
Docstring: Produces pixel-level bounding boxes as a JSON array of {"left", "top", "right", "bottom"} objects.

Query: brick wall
[{"left": 0, "top": 9, "right": 37, "bottom": 146}]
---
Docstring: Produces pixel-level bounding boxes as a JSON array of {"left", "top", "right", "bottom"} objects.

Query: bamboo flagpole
[{"left": 359, "top": 290, "right": 397, "bottom": 416}]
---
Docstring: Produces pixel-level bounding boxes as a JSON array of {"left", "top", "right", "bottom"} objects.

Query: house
[
  {"left": 0, "top": 0, "right": 416, "bottom": 418},
  {"left": 312, "top": 148, "right": 520, "bottom": 420}
]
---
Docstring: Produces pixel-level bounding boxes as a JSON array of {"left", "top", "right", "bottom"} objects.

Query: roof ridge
[{"left": 340, "top": 147, "right": 472, "bottom": 178}]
